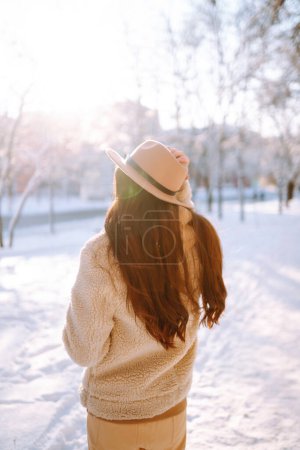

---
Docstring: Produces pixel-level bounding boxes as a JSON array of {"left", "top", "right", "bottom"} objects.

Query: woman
[{"left": 62, "top": 140, "right": 227, "bottom": 450}]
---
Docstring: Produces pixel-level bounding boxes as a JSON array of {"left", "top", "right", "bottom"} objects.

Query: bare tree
[
  {"left": 2, "top": 111, "right": 82, "bottom": 247},
  {"left": 0, "top": 86, "right": 31, "bottom": 247},
  {"left": 163, "top": 16, "right": 196, "bottom": 135},
  {"left": 121, "top": 23, "right": 154, "bottom": 149},
  {"left": 261, "top": 83, "right": 299, "bottom": 212},
  {"left": 183, "top": 1, "right": 239, "bottom": 219},
  {"left": 7, "top": 168, "right": 42, "bottom": 247},
  {"left": 242, "top": 0, "right": 300, "bottom": 211}
]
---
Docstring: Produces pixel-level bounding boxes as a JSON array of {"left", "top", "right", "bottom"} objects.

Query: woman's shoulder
[
  {"left": 82, "top": 229, "right": 109, "bottom": 250},
  {"left": 80, "top": 229, "right": 116, "bottom": 269},
  {"left": 81, "top": 230, "right": 124, "bottom": 297}
]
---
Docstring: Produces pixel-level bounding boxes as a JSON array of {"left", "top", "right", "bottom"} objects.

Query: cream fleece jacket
[{"left": 62, "top": 180, "right": 201, "bottom": 420}]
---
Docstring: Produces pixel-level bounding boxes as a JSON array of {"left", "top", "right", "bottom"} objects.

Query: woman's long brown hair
[{"left": 103, "top": 167, "right": 227, "bottom": 350}]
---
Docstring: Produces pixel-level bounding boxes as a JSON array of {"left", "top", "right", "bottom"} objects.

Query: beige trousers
[{"left": 86, "top": 408, "right": 187, "bottom": 450}]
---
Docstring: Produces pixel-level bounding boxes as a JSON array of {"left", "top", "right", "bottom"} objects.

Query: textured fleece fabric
[{"left": 62, "top": 180, "right": 201, "bottom": 420}]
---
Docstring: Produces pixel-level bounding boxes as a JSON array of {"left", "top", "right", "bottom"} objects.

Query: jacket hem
[{"left": 80, "top": 381, "right": 192, "bottom": 420}]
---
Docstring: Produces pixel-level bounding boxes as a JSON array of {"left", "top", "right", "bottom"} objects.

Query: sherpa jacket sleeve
[{"left": 62, "top": 237, "right": 116, "bottom": 368}]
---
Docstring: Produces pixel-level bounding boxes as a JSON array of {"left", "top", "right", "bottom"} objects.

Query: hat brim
[{"left": 104, "top": 148, "right": 194, "bottom": 209}]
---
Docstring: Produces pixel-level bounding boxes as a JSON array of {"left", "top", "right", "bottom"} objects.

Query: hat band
[{"left": 125, "top": 156, "right": 178, "bottom": 196}]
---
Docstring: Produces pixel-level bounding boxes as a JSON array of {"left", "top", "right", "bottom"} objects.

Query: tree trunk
[
  {"left": 278, "top": 176, "right": 284, "bottom": 215},
  {"left": 238, "top": 175, "right": 245, "bottom": 222},
  {"left": 49, "top": 181, "right": 55, "bottom": 234},
  {"left": 236, "top": 144, "right": 245, "bottom": 222},
  {"left": 286, "top": 179, "right": 295, "bottom": 207},
  {"left": 204, "top": 175, "right": 213, "bottom": 213},
  {"left": 0, "top": 198, "right": 3, "bottom": 248},
  {"left": 8, "top": 172, "right": 41, "bottom": 247},
  {"left": 207, "top": 186, "right": 213, "bottom": 213},
  {"left": 217, "top": 148, "right": 224, "bottom": 220}
]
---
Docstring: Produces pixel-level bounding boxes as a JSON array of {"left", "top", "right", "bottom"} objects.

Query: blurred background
[
  {"left": 0, "top": 0, "right": 299, "bottom": 246},
  {"left": 0, "top": 1, "right": 300, "bottom": 450}
]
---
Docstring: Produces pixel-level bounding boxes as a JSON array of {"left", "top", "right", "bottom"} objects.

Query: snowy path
[
  {"left": 189, "top": 200, "right": 300, "bottom": 449},
  {"left": 0, "top": 198, "right": 299, "bottom": 450}
]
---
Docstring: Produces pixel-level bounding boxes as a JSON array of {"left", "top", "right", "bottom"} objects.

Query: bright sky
[
  {"left": 0, "top": 0, "right": 181, "bottom": 119},
  {"left": 0, "top": 0, "right": 285, "bottom": 135}
]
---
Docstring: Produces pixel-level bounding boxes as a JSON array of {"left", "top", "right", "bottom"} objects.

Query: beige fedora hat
[{"left": 104, "top": 140, "right": 194, "bottom": 209}]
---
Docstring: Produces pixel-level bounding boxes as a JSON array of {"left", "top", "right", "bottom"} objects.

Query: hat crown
[
  {"left": 104, "top": 139, "right": 194, "bottom": 209},
  {"left": 128, "top": 140, "right": 187, "bottom": 192}
]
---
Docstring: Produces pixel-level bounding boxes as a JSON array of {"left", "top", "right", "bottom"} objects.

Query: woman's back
[
  {"left": 62, "top": 140, "right": 227, "bottom": 449},
  {"left": 77, "top": 204, "right": 202, "bottom": 420}
]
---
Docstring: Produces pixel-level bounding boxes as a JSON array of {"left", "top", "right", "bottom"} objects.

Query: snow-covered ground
[
  {"left": 0, "top": 196, "right": 300, "bottom": 450},
  {"left": 2, "top": 184, "right": 278, "bottom": 218},
  {"left": 2, "top": 194, "right": 111, "bottom": 217}
]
